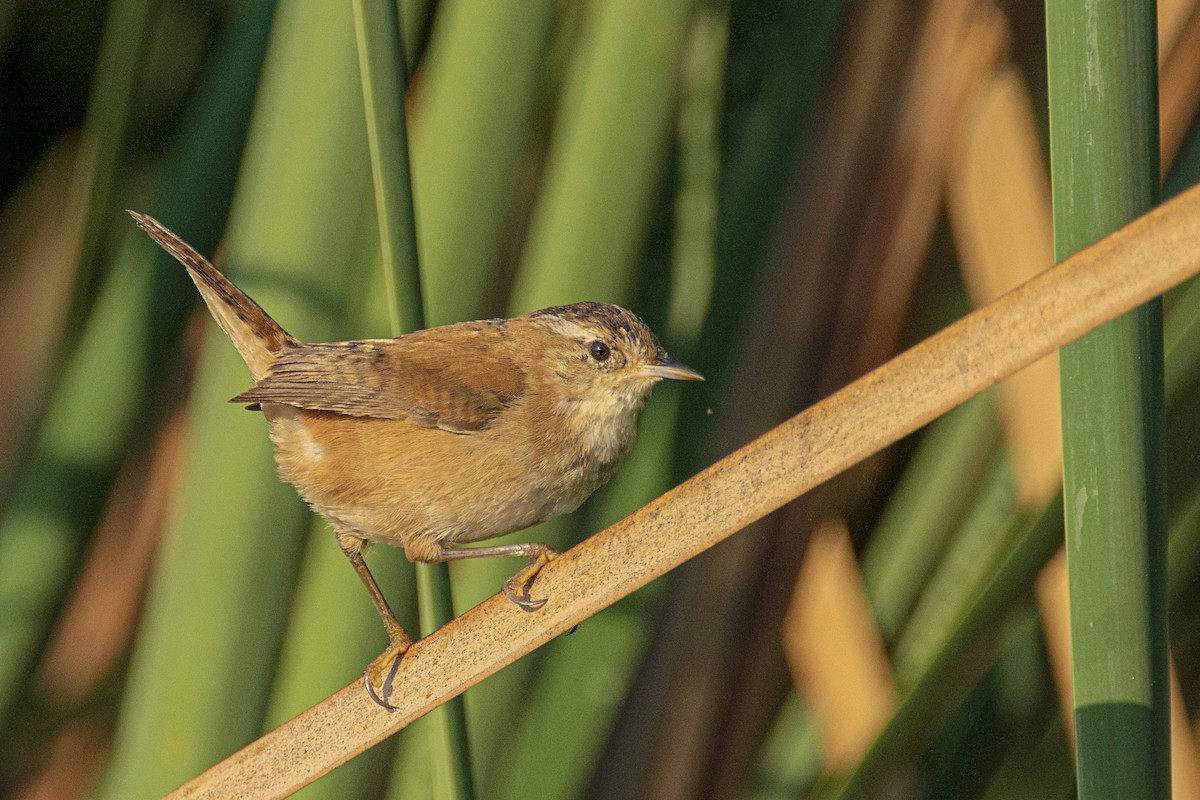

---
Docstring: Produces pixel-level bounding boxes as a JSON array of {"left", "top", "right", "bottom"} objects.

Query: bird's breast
[{"left": 534, "top": 390, "right": 646, "bottom": 481}]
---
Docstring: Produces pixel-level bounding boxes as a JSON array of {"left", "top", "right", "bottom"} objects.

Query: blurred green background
[{"left": 1, "top": 1, "right": 1200, "bottom": 798}]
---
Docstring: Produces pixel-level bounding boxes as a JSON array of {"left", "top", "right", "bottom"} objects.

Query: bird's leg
[
  {"left": 337, "top": 529, "right": 411, "bottom": 712},
  {"left": 427, "top": 542, "right": 558, "bottom": 612}
]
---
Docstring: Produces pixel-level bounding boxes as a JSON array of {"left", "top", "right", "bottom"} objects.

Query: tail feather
[{"left": 130, "top": 211, "right": 294, "bottom": 381}]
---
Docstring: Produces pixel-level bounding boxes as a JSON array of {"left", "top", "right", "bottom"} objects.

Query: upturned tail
[{"left": 130, "top": 211, "right": 295, "bottom": 381}]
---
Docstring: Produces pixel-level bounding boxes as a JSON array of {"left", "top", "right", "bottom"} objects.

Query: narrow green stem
[
  {"left": 352, "top": 0, "right": 425, "bottom": 333},
  {"left": 1046, "top": 2, "right": 1168, "bottom": 796},
  {"left": 415, "top": 562, "right": 476, "bottom": 797},
  {"left": 352, "top": 3, "right": 474, "bottom": 798}
]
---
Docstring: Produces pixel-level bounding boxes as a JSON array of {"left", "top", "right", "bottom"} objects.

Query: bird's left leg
[{"left": 337, "top": 528, "right": 411, "bottom": 711}]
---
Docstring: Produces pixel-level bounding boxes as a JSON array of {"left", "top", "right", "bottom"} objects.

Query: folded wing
[{"left": 233, "top": 321, "right": 525, "bottom": 433}]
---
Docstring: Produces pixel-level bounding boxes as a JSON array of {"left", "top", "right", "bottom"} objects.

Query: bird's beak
[{"left": 641, "top": 356, "right": 704, "bottom": 381}]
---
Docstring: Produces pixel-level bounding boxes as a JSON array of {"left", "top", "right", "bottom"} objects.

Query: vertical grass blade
[
  {"left": 352, "top": 0, "right": 425, "bottom": 333},
  {"left": 353, "top": 3, "right": 475, "bottom": 797},
  {"left": 412, "top": 559, "right": 476, "bottom": 800},
  {"left": 1045, "top": 2, "right": 1168, "bottom": 796},
  {"left": 365, "top": 2, "right": 560, "bottom": 793}
]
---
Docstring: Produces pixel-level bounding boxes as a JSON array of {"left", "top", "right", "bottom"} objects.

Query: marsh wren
[{"left": 131, "top": 212, "right": 702, "bottom": 710}]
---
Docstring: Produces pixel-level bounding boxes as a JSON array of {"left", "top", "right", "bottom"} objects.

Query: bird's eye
[{"left": 588, "top": 340, "right": 610, "bottom": 361}]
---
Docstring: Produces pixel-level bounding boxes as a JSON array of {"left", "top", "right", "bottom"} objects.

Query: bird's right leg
[
  {"left": 337, "top": 529, "right": 411, "bottom": 712},
  {"left": 422, "top": 541, "right": 559, "bottom": 611}
]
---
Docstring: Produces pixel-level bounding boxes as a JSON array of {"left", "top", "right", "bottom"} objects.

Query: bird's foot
[
  {"left": 363, "top": 635, "right": 411, "bottom": 712},
  {"left": 502, "top": 551, "right": 557, "bottom": 611}
]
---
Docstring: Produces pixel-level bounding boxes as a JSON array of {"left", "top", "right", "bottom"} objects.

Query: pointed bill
[{"left": 640, "top": 356, "right": 704, "bottom": 381}]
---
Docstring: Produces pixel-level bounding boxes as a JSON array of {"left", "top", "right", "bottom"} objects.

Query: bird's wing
[{"left": 232, "top": 321, "right": 526, "bottom": 433}]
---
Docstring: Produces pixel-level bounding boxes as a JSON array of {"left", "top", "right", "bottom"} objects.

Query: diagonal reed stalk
[{"left": 163, "top": 178, "right": 1200, "bottom": 800}]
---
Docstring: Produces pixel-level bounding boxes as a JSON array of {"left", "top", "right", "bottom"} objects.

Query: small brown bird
[{"left": 131, "top": 212, "right": 702, "bottom": 710}]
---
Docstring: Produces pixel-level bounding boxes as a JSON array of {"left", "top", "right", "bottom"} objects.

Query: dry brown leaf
[
  {"left": 11, "top": 719, "right": 109, "bottom": 800},
  {"left": 947, "top": 65, "right": 1060, "bottom": 508},
  {"left": 1170, "top": 661, "right": 1200, "bottom": 797},
  {"left": 783, "top": 519, "right": 897, "bottom": 771},
  {"left": 37, "top": 406, "right": 186, "bottom": 703},
  {"left": 0, "top": 135, "right": 86, "bottom": 481},
  {"left": 1159, "top": 0, "right": 1200, "bottom": 165}
]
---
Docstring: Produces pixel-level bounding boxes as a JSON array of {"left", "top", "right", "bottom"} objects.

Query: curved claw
[
  {"left": 363, "top": 646, "right": 405, "bottom": 713},
  {"left": 364, "top": 673, "right": 398, "bottom": 712},
  {"left": 502, "top": 551, "right": 555, "bottom": 612},
  {"left": 504, "top": 582, "right": 549, "bottom": 611}
]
